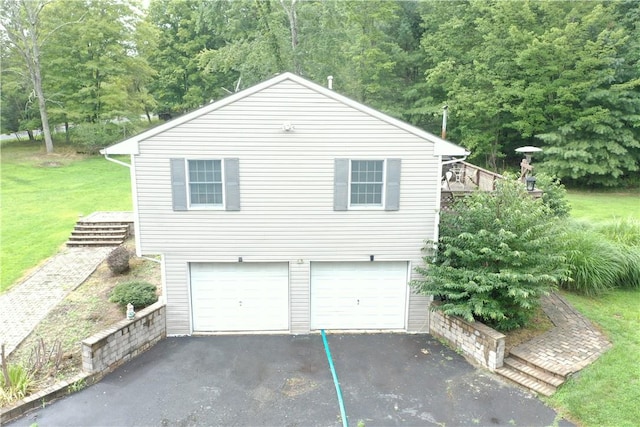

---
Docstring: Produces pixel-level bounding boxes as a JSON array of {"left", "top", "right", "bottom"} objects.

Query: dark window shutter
[
  {"left": 334, "top": 158, "right": 349, "bottom": 211},
  {"left": 385, "top": 158, "right": 401, "bottom": 211},
  {"left": 170, "top": 158, "right": 187, "bottom": 211},
  {"left": 224, "top": 158, "right": 240, "bottom": 211}
]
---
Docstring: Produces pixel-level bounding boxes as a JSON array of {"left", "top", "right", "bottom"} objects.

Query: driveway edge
[{"left": 1, "top": 372, "right": 101, "bottom": 424}]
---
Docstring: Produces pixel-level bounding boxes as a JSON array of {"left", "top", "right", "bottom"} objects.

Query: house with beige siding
[{"left": 102, "top": 72, "right": 468, "bottom": 336}]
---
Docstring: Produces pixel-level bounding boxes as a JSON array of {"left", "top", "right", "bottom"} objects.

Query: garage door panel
[
  {"left": 191, "top": 262, "right": 289, "bottom": 332},
  {"left": 311, "top": 261, "right": 408, "bottom": 330}
]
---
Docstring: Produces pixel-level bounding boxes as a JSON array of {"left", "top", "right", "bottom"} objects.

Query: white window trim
[
  {"left": 348, "top": 159, "right": 386, "bottom": 210},
  {"left": 187, "top": 158, "right": 226, "bottom": 210}
]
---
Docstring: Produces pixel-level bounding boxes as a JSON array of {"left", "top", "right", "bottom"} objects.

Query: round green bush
[{"left": 109, "top": 281, "right": 158, "bottom": 310}]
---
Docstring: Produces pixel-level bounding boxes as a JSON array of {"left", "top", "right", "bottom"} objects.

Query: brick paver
[
  {"left": 509, "top": 292, "right": 612, "bottom": 377},
  {"left": 0, "top": 247, "right": 113, "bottom": 357}
]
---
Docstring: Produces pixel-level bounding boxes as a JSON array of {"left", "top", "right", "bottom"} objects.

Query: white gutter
[{"left": 442, "top": 156, "right": 467, "bottom": 165}]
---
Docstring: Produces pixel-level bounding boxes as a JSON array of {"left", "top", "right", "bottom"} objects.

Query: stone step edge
[
  {"left": 68, "top": 235, "right": 126, "bottom": 240},
  {"left": 508, "top": 350, "right": 572, "bottom": 378},
  {"left": 495, "top": 366, "right": 556, "bottom": 397},
  {"left": 74, "top": 224, "right": 130, "bottom": 230},
  {"left": 66, "top": 241, "right": 123, "bottom": 246},
  {"left": 503, "top": 357, "right": 565, "bottom": 387},
  {"left": 70, "top": 232, "right": 128, "bottom": 237}
]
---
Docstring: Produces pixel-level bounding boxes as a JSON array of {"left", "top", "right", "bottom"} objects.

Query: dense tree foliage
[
  {"left": 1, "top": 0, "right": 638, "bottom": 186},
  {"left": 412, "top": 179, "right": 569, "bottom": 330},
  {"left": 0, "top": 37, "right": 41, "bottom": 139},
  {"left": 1, "top": 0, "right": 57, "bottom": 152}
]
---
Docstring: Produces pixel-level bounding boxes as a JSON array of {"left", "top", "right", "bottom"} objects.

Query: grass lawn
[
  {"left": 0, "top": 142, "right": 132, "bottom": 292},
  {"left": 567, "top": 189, "right": 639, "bottom": 221},
  {"left": 545, "top": 188, "right": 639, "bottom": 427}
]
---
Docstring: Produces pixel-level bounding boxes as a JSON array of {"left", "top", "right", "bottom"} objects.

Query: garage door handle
[
  {"left": 357, "top": 299, "right": 360, "bottom": 305},
  {"left": 239, "top": 300, "right": 242, "bottom": 306}
]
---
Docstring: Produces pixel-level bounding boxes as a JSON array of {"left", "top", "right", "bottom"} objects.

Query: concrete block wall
[
  {"left": 82, "top": 301, "right": 166, "bottom": 373},
  {"left": 429, "top": 308, "right": 505, "bottom": 370}
]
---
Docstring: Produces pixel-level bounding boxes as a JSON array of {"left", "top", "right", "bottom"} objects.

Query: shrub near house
[
  {"left": 109, "top": 281, "right": 158, "bottom": 311},
  {"left": 413, "top": 179, "right": 569, "bottom": 331}
]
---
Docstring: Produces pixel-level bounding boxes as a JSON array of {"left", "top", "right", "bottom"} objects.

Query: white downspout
[{"left": 103, "top": 154, "right": 131, "bottom": 168}]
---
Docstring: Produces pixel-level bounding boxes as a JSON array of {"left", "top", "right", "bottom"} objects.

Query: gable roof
[{"left": 102, "top": 72, "right": 469, "bottom": 157}]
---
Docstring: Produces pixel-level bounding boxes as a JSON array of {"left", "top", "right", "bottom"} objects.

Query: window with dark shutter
[
  {"left": 170, "top": 158, "right": 240, "bottom": 211},
  {"left": 333, "top": 158, "right": 401, "bottom": 211}
]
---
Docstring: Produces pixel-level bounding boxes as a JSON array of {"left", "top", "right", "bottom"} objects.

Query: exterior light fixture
[
  {"left": 516, "top": 146, "right": 543, "bottom": 189},
  {"left": 282, "top": 122, "right": 295, "bottom": 132},
  {"left": 526, "top": 176, "right": 537, "bottom": 192}
]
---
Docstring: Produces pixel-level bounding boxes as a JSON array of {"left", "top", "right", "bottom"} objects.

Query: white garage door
[
  {"left": 190, "top": 262, "right": 289, "bottom": 332},
  {"left": 310, "top": 261, "right": 408, "bottom": 330}
]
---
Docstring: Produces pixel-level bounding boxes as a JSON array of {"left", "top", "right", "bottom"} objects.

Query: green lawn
[
  {"left": 0, "top": 142, "right": 132, "bottom": 291},
  {"left": 545, "top": 188, "right": 639, "bottom": 427},
  {"left": 567, "top": 189, "right": 639, "bottom": 221}
]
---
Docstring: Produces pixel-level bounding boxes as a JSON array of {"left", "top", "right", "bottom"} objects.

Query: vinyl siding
[
  {"left": 164, "top": 255, "right": 191, "bottom": 335},
  {"left": 289, "top": 260, "right": 310, "bottom": 333},
  {"left": 134, "top": 79, "right": 438, "bottom": 335}
]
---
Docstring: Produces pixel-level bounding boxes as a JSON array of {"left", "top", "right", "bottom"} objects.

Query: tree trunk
[
  {"left": 20, "top": 0, "right": 54, "bottom": 152},
  {"left": 280, "top": 0, "right": 301, "bottom": 74},
  {"left": 33, "top": 63, "right": 54, "bottom": 153}
]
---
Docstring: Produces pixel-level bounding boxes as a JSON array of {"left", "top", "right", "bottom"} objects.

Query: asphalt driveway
[{"left": 11, "top": 334, "right": 572, "bottom": 426}]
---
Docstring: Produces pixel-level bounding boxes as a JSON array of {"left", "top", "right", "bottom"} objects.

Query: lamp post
[{"left": 515, "top": 146, "right": 542, "bottom": 191}]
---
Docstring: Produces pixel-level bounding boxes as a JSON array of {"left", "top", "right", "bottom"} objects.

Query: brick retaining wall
[
  {"left": 82, "top": 301, "right": 166, "bottom": 373},
  {"left": 2, "top": 302, "right": 166, "bottom": 424},
  {"left": 429, "top": 307, "right": 505, "bottom": 370}
]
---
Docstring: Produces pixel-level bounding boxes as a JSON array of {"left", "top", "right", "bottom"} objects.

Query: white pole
[{"left": 442, "top": 105, "right": 448, "bottom": 139}]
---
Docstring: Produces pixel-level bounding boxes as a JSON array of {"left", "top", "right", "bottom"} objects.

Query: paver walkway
[
  {"left": 510, "top": 292, "right": 612, "bottom": 377},
  {"left": 0, "top": 246, "right": 113, "bottom": 357}
]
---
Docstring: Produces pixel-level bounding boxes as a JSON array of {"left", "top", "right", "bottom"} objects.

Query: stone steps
[
  {"left": 495, "top": 355, "right": 566, "bottom": 397},
  {"left": 67, "top": 222, "right": 130, "bottom": 247}
]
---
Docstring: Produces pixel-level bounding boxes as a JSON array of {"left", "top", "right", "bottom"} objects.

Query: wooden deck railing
[
  {"left": 441, "top": 161, "right": 541, "bottom": 210},
  {"left": 442, "top": 161, "right": 504, "bottom": 192}
]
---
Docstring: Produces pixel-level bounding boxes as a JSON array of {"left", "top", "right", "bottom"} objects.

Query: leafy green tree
[
  {"left": 418, "top": 0, "right": 555, "bottom": 170},
  {"left": 0, "top": 39, "right": 42, "bottom": 139},
  {"left": 45, "top": 0, "right": 148, "bottom": 124},
  {"left": 523, "top": 4, "right": 640, "bottom": 187},
  {"left": 412, "top": 179, "right": 569, "bottom": 331},
  {"left": 197, "top": 0, "right": 296, "bottom": 90},
  {"left": 1, "top": 0, "right": 57, "bottom": 152},
  {"left": 417, "top": 1, "right": 639, "bottom": 185},
  {"left": 146, "top": 0, "right": 237, "bottom": 116},
  {"left": 197, "top": 0, "right": 423, "bottom": 115}
]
